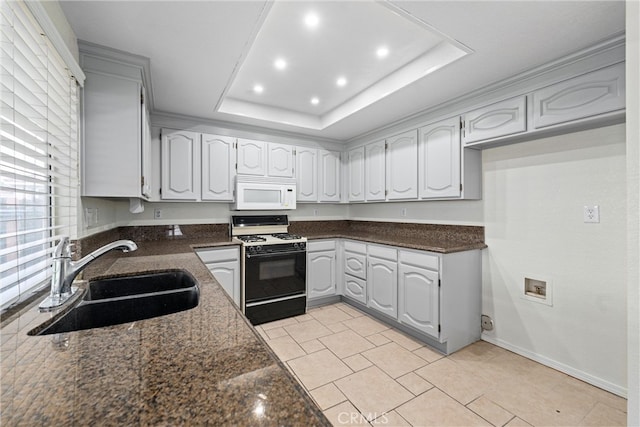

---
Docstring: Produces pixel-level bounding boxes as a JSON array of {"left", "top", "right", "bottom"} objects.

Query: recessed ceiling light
[
  {"left": 253, "top": 84, "right": 264, "bottom": 94},
  {"left": 310, "top": 97, "right": 319, "bottom": 105},
  {"left": 274, "top": 58, "right": 287, "bottom": 70},
  {"left": 336, "top": 77, "right": 347, "bottom": 87},
  {"left": 304, "top": 12, "right": 319, "bottom": 29},
  {"left": 376, "top": 46, "right": 389, "bottom": 58}
]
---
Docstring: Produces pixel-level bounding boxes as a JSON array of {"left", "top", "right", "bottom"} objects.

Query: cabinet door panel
[
  {"left": 348, "top": 147, "right": 365, "bottom": 202},
  {"left": 307, "top": 250, "right": 336, "bottom": 299},
  {"left": 161, "top": 130, "right": 199, "bottom": 200},
  {"left": 419, "top": 117, "right": 461, "bottom": 199},
  {"left": 399, "top": 264, "right": 439, "bottom": 338},
  {"left": 296, "top": 147, "right": 317, "bottom": 201},
  {"left": 367, "top": 257, "right": 397, "bottom": 319},
  {"left": 462, "top": 96, "right": 527, "bottom": 144},
  {"left": 208, "top": 261, "right": 240, "bottom": 306},
  {"left": 237, "top": 139, "right": 266, "bottom": 176},
  {"left": 533, "top": 63, "right": 625, "bottom": 129},
  {"left": 344, "top": 274, "right": 366, "bottom": 304},
  {"left": 268, "top": 143, "right": 294, "bottom": 177},
  {"left": 365, "top": 141, "right": 386, "bottom": 201},
  {"left": 318, "top": 150, "right": 341, "bottom": 202},
  {"left": 202, "top": 134, "right": 236, "bottom": 201},
  {"left": 386, "top": 130, "right": 418, "bottom": 200}
]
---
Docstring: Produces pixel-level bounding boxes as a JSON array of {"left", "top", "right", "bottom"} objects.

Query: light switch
[{"left": 583, "top": 205, "right": 600, "bottom": 223}]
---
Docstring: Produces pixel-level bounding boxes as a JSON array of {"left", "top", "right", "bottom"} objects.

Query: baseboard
[{"left": 481, "top": 333, "right": 627, "bottom": 398}]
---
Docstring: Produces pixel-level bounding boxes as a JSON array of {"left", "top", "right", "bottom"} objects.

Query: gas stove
[
  {"left": 230, "top": 215, "right": 307, "bottom": 325},
  {"left": 231, "top": 215, "right": 306, "bottom": 248},
  {"left": 236, "top": 233, "right": 306, "bottom": 246}
]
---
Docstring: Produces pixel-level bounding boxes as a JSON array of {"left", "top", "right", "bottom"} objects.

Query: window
[{"left": 1, "top": 1, "right": 79, "bottom": 311}]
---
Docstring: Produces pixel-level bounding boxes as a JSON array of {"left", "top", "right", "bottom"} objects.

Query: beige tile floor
[{"left": 256, "top": 302, "right": 627, "bottom": 427}]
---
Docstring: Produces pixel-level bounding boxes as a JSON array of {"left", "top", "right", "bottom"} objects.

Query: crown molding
[{"left": 78, "top": 40, "right": 155, "bottom": 111}]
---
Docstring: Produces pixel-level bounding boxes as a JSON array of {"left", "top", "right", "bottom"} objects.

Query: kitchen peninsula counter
[{"left": 0, "top": 235, "right": 329, "bottom": 426}]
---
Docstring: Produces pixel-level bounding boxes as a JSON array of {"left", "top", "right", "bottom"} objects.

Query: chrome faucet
[{"left": 39, "top": 237, "right": 138, "bottom": 311}]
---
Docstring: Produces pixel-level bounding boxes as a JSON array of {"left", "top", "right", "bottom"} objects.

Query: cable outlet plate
[{"left": 481, "top": 315, "right": 494, "bottom": 331}]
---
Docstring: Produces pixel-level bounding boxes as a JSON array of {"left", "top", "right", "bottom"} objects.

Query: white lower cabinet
[
  {"left": 334, "top": 239, "right": 481, "bottom": 354},
  {"left": 366, "top": 244, "right": 398, "bottom": 319},
  {"left": 196, "top": 247, "right": 240, "bottom": 306},
  {"left": 342, "top": 241, "right": 367, "bottom": 304},
  {"left": 398, "top": 250, "right": 440, "bottom": 339},
  {"left": 307, "top": 240, "right": 337, "bottom": 300}
]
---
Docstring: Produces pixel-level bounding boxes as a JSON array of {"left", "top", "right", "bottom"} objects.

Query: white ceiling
[{"left": 59, "top": 0, "right": 625, "bottom": 142}]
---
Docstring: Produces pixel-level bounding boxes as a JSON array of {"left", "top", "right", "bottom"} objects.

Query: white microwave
[{"left": 233, "top": 176, "right": 297, "bottom": 210}]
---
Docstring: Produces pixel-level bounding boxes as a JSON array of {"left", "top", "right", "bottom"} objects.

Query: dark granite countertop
[
  {"left": 290, "top": 220, "right": 487, "bottom": 253},
  {"left": 1, "top": 220, "right": 485, "bottom": 425},
  {"left": 0, "top": 239, "right": 329, "bottom": 426}
]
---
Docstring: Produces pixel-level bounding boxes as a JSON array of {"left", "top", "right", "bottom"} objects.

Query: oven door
[{"left": 244, "top": 249, "right": 306, "bottom": 304}]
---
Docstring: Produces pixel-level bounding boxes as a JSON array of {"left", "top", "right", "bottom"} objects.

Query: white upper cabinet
[
  {"left": 237, "top": 139, "right": 267, "bottom": 176},
  {"left": 386, "top": 130, "right": 418, "bottom": 200},
  {"left": 141, "top": 103, "right": 152, "bottom": 199},
  {"left": 418, "top": 117, "right": 461, "bottom": 199},
  {"left": 462, "top": 96, "right": 527, "bottom": 144},
  {"left": 237, "top": 140, "right": 294, "bottom": 178},
  {"left": 365, "top": 140, "right": 386, "bottom": 201},
  {"left": 201, "top": 134, "right": 236, "bottom": 201},
  {"left": 161, "top": 129, "right": 200, "bottom": 200},
  {"left": 268, "top": 142, "right": 295, "bottom": 178},
  {"left": 81, "top": 53, "right": 151, "bottom": 199},
  {"left": 296, "top": 147, "right": 318, "bottom": 202},
  {"left": 348, "top": 147, "right": 365, "bottom": 202},
  {"left": 532, "top": 62, "right": 625, "bottom": 129},
  {"left": 318, "top": 150, "right": 341, "bottom": 202}
]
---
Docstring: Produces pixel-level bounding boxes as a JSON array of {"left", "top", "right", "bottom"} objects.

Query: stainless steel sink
[{"left": 29, "top": 271, "right": 199, "bottom": 336}]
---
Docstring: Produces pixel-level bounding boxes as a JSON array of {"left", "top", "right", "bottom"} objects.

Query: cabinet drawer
[
  {"left": 399, "top": 250, "right": 439, "bottom": 271},
  {"left": 308, "top": 240, "right": 336, "bottom": 252},
  {"left": 367, "top": 244, "right": 397, "bottom": 262},
  {"left": 344, "top": 240, "right": 366, "bottom": 254},
  {"left": 343, "top": 274, "right": 366, "bottom": 305},
  {"left": 344, "top": 251, "right": 367, "bottom": 279},
  {"left": 196, "top": 247, "right": 239, "bottom": 263}
]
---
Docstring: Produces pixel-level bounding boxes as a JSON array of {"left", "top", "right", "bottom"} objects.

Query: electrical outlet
[
  {"left": 401, "top": 208, "right": 407, "bottom": 217},
  {"left": 583, "top": 205, "right": 600, "bottom": 223},
  {"left": 313, "top": 209, "right": 318, "bottom": 216},
  {"left": 154, "top": 208, "right": 162, "bottom": 219},
  {"left": 481, "top": 315, "right": 494, "bottom": 331}
]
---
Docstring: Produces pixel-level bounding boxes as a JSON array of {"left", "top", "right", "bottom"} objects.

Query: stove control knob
[
  {"left": 255, "top": 245, "right": 262, "bottom": 253},
  {"left": 297, "top": 242, "right": 306, "bottom": 251}
]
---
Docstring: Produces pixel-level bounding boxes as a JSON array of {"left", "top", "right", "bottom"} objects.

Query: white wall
[
  {"left": 626, "top": 0, "right": 640, "bottom": 422},
  {"left": 79, "top": 197, "right": 119, "bottom": 238},
  {"left": 348, "top": 200, "right": 482, "bottom": 225},
  {"left": 113, "top": 200, "right": 348, "bottom": 226},
  {"left": 481, "top": 124, "right": 627, "bottom": 395}
]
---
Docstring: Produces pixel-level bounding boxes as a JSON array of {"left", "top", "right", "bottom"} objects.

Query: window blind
[{"left": 0, "top": 0, "right": 79, "bottom": 311}]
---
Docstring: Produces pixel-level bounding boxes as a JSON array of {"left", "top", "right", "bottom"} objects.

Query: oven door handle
[{"left": 246, "top": 250, "right": 306, "bottom": 259}]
